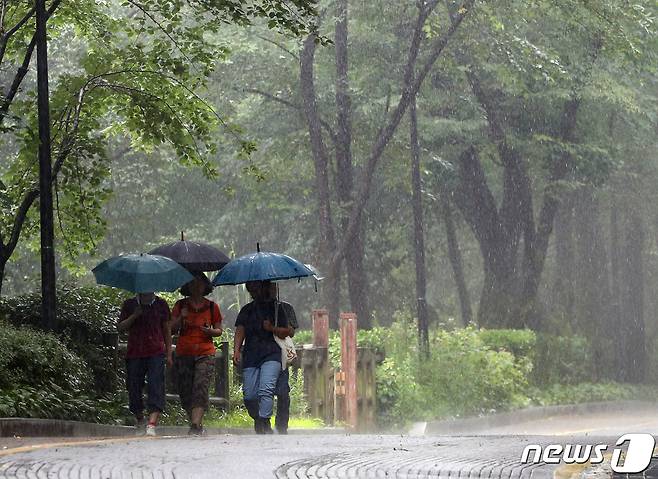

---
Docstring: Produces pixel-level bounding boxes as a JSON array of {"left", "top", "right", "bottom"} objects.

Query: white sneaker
[{"left": 145, "top": 424, "right": 157, "bottom": 436}]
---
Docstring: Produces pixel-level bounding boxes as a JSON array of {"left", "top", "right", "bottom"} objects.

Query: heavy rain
[{"left": 0, "top": 0, "right": 656, "bottom": 477}]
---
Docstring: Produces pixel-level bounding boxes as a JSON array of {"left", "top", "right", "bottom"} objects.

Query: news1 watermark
[{"left": 521, "top": 434, "right": 656, "bottom": 473}]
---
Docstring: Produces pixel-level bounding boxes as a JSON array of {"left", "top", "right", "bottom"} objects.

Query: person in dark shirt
[
  {"left": 233, "top": 280, "right": 291, "bottom": 434},
  {"left": 117, "top": 292, "right": 172, "bottom": 436},
  {"left": 263, "top": 281, "right": 298, "bottom": 434}
]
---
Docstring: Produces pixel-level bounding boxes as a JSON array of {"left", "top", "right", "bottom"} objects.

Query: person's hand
[
  {"left": 180, "top": 306, "right": 189, "bottom": 319},
  {"left": 166, "top": 351, "right": 174, "bottom": 368},
  {"left": 275, "top": 328, "right": 289, "bottom": 339},
  {"left": 263, "top": 319, "right": 274, "bottom": 332},
  {"left": 200, "top": 325, "right": 213, "bottom": 336},
  {"left": 232, "top": 351, "right": 241, "bottom": 367}
]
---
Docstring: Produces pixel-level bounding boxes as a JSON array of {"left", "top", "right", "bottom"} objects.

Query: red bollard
[
  {"left": 312, "top": 309, "right": 329, "bottom": 348},
  {"left": 340, "top": 312, "right": 358, "bottom": 429}
]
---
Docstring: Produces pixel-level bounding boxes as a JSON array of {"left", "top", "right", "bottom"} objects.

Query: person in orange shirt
[{"left": 170, "top": 272, "right": 223, "bottom": 435}]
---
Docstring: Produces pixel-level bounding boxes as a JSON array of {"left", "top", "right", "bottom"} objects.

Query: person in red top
[
  {"left": 170, "top": 272, "right": 223, "bottom": 435},
  {"left": 117, "top": 292, "right": 172, "bottom": 436}
]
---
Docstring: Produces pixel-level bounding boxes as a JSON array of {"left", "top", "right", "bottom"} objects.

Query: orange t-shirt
[{"left": 172, "top": 298, "right": 222, "bottom": 356}]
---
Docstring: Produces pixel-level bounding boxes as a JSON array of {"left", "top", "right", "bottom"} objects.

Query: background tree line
[{"left": 1, "top": 0, "right": 656, "bottom": 383}]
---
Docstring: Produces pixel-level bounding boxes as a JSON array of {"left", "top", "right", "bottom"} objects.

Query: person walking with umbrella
[
  {"left": 170, "top": 272, "right": 223, "bottom": 435},
  {"left": 95, "top": 253, "right": 193, "bottom": 437},
  {"left": 233, "top": 280, "right": 293, "bottom": 434},
  {"left": 263, "top": 281, "right": 298, "bottom": 434},
  {"left": 213, "top": 246, "right": 315, "bottom": 433},
  {"left": 118, "top": 291, "right": 172, "bottom": 436}
]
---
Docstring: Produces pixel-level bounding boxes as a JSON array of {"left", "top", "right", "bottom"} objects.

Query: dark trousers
[
  {"left": 275, "top": 368, "right": 290, "bottom": 430},
  {"left": 125, "top": 355, "right": 166, "bottom": 417}
]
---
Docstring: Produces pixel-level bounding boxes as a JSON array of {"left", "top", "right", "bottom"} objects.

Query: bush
[
  {"left": 0, "top": 320, "right": 91, "bottom": 391},
  {"left": 374, "top": 318, "right": 531, "bottom": 428},
  {"left": 529, "top": 382, "right": 658, "bottom": 405},
  {"left": 0, "top": 286, "right": 128, "bottom": 394},
  {"left": 532, "top": 333, "right": 593, "bottom": 386},
  {"left": 0, "top": 285, "right": 126, "bottom": 334},
  {"left": 479, "top": 329, "right": 536, "bottom": 359},
  {"left": 0, "top": 320, "right": 123, "bottom": 422}
]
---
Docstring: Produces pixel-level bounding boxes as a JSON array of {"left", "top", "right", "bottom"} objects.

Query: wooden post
[
  {"left": 214, "top": 341, "right": 229, "bottom": 409},
  {"left": 312, "top": 309, "right": 329, "bottom": 347},
  {"left": 340, "top": 312, "right": 358, "bottom": 429}
]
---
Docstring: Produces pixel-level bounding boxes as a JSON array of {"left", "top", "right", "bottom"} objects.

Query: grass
[{"left": 163, "top": 404, "right": 325, "bottom": 429}]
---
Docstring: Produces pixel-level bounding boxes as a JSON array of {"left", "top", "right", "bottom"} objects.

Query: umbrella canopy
[
  {"left": 149, "top": 235, "right": 230, "bottom": 272},
  {"left": 212, "top": 251, "right": 316, "bottom": 286},
  {"left": 92, "top": 253, "right": 194, "bottom": 293}
]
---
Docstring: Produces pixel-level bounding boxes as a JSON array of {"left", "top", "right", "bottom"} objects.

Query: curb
[
  {"left": 0, "top": 418, "right": 344, "bottom": 438},
  {"left": 422, "top": 400, "right": 658, "bottom": 435}
]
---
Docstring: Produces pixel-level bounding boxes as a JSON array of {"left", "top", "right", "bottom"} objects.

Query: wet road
[{"left": 0, "top": 406, "right": 655, "bottom": 478}]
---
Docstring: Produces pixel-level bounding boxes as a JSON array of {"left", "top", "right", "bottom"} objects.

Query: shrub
[
  {"left": 531, "top": 333, "right": 593, "bottom": 386},
  {"left": 374, "top": 320, "right": 531, "bottom": 428},
  {"left": 0, "top": 320, "right": 123, "bottom": 422},
  {"left": 529, "top": 382, "right": 658, "bottom": 406},
  {"left": 0, "top": 286, "right": 128, "bottom": 394},
  {"left": 0, "top": 320, "right": 91, "bottom": 391},
  {"left": 479, "top": 329, "right": 536, "bottom": 360}
]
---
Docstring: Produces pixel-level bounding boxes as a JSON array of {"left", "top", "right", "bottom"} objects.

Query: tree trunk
[
  {"left": 334, "top": 0, "right": 370, "bottom": 328},
  {"left": 409, "top": 98, "right": 429, "bottom": 355},
  {"left": 36, "top": 0, "right": 57, "bottom": 331},
  {"left": 620, "top": 209, "right": 646, "bottom": 383},
  {"left": 574, "top": 188, "right": 614, "bottom": 380},
  {"left": 440, "top": 194, "right": 472, "bottom": 327},
  {"left": 300, "top": 35, "right": 341, "bottom": 328},
  {"left": 0, "top": 260, "right": 5, "bottom": 296},
  {"left": 609, "top": 196, "right": 622, "bottom": 330},
  {"left": 552, "top": 195, "right": 576, "bottom": 327}
]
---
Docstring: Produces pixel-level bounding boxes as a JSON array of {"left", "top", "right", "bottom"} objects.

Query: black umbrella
[{"left": 149, "top": 232, "right": 230, "bottom": 272}]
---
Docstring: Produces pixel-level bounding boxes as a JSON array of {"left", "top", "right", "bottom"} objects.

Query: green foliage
[
  {"left": 0, "top": 320, "right": 91, "bottom": 391},
  {"left": 478, "top": 328, "right": 537, "bottom": 359},
  {"left": 0, "top": 0, "right": 324, "bottom": 281},
  {"left": 529, "top": 382, "right": 658, "bottom": 406},
  {"left": 532, "top": 333, "right": 593, "bottom": 386},
  {"left": 0, "top": 319, "right": 122, "bottom": 422},
  {"left": 375, "top": 318, "right": 532, "bottom": 428},
  {"left": 0, "top": 286, "right": 126, "bottom": 393}
]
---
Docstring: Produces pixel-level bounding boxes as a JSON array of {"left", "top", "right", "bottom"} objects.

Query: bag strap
[{"left": 274, "top": 299, "right": 279, "bottom": 328}]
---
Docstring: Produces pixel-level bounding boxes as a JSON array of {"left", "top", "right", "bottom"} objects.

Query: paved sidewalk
[{"left": 0, "top": 433, "right": 614, "bottom": 478}]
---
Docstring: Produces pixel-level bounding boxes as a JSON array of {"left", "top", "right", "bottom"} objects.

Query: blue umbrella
[
  {"left": 92, "top": 253, "right": 194, "bottom": 293},
  {"left": 212, "top": 248, "right": 316, "bottom": 286}
]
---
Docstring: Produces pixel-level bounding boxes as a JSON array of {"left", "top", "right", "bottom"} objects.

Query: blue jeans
[
  {"left": 125, "top": 354, "right": 166, "bottom": 417},
  {"left": 242, "top": 360, "right": 281, "bottom": 419}
]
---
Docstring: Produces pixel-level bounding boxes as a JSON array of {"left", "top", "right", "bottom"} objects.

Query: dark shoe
[
  {"left": 260, "top": 417, "right": 273, "bottom": 435},
  {"left": 276, "top": 427, "right": 288, "bottom": 435},
  {"left": 188, "top": 424, "right": 203, "bottom": 436},
  {"left": 254, "top": 418, "right": 263, "bottom": 434}
]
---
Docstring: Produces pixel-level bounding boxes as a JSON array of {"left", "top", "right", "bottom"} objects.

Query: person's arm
[
  {"left": 284, "top": 303, "right": 297, "bottom": 338},
  {"left": 169, "top": 301, "right": 185, "bottom": 333},
  {"left": 266, "top": 303, "right": 295, "bottom": 338},
  {"left": 201, "top": 303, "right": 224, "bottom": 337},
  {"left": 117, "top": 304, "right": 142, "bottom": 332},
  {"left": 232, "top": 325, "right": 245, "bottom": 367}
]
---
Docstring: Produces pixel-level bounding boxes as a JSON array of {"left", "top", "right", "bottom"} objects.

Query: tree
[
  {"left": 0, "top": 0, "right": 322, "bottom": 295},
  {"left": 429, "top": 0, "right": 656, "bottom": 328}
]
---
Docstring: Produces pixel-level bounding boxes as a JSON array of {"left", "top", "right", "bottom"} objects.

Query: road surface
[{"left": 0, "top": 406, "right": 656, "bottom": 478}]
